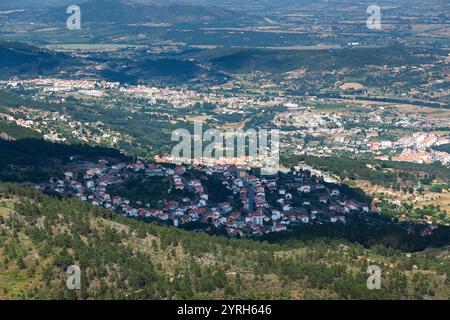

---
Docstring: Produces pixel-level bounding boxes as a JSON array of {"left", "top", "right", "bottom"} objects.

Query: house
[
  {"left": 128, "top": 209, "right": 138, "bottom": 217},
  {"left": 175, "top": 182, "right": 184, "bottom": 190},
  {"left": 245, "top": 211, "right": 265, "bottom": 225},
  {"left": 156, "top": 212, "right": 169, "bottom": 221},
  {"left": 344, "top": 203, "right": 358, "bottom": 213},
  {"left": 272, "top": 224, "right": 287, "bottom": 232},
  {"left": 298, "top": 214, "right": 309, "bottom": 223},
  {"left": 137, "top": 208, "right": 147, "bottom": 217},
  {"left": 331, "top": 216, "right": 346, "bottom": 223},
  {"left": 131, "top": 162, "right": 145, "bottom": 171},
  {"left": 271, "top": 210, "right": 282, "bottom": 221},
  {"left": 174, "top": 209, "right": 184, "bottom": 217},
  {"left": 219, "top": 202, "right": 232, "bottom": 213},
  {"left": 329, "top": 204, "right": 343, "bottom": 212},
  {"left": 86, "top": 180, "right": 95, "bottom": 189},
  {"left": 256, "top": 198, "right": 265, "bottom": 208},
  {"left": 65, "top": 171, "right": 74, "bottom": 179},
  {"left": 91, "top": 199, "right": 101, "bottom": 206},
  {"left": 298, "top": 185, "right": 311, "bottom": 193},
  {"left": 228, "top": 212, "right": 241, "bottom": 220},
  {"left": 251, "top": 227, "right": 265, "bottom": 236},
  {"left": 319, "top": 196, "right": 328, "bottom": 204},
  {"left": 72, "top": 182, "right": 83, "bottom": 191},
  {"left": 149, "top": 209, "right": 162, "bottom": 217},
  {"left": 235, "top": 179, "right": 244, "bottom": 187},
  {"left": 266, "top": 181, "right": 277, "bottom": 189},
  {"left": 164, "top": 201, "right": 178, "bottom": 210},
  {"left": 189, "top": 208, "right": 207, "bottom": 219},
  {"left": 223, "top": 220, "right": 238, "bottom": 229}
]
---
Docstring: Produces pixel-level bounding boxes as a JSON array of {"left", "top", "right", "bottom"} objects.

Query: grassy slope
[
  {"left": 0, "top": 121, "right": 43, "bottom": 140},
  {"left": 0, "top": 184, "right": 449, "bottom": 300}
]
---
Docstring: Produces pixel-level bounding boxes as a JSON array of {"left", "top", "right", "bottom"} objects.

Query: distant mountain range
[
  {"left": 4, "top": 0, "right": 243, "bottom": 26},
  {"left": 0, "top": 1, "right": 88, "bottom": 10},
  {"left": 0, "top": 41, "right": 227, "bottom": 84},
  {"left": 81, "top": 0, "right": 239, "bottom": 24},
  {"left": 0, "top": 41, "right": 439, "bottom": 85},
  {"left": 0, "top": 0, "right": 435, "bottom": 16}
]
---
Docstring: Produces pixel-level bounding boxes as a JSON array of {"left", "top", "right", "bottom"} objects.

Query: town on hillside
[{"left": 37, "top": 156, "right": 405, "bottom": 238}]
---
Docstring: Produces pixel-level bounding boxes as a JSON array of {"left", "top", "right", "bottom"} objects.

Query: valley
[{"left": 0, "top": 0, "right": 448, "bottom": 302}]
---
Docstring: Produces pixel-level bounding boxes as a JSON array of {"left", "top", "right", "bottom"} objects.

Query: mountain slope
[
  {"left": 208, "top": 46, "right": 436, "bottom": 74},
  {"left": 0, "top": 183, "right": 449, "bottom": 299},
  {"left": 0, "top": 42, "right": 77, "bottom": 79},
  {"left": 0, "top": 138, "right": 129, "bottom": 183}
]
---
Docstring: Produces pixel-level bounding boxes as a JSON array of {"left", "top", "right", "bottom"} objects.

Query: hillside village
[{"left": 39, "top": 158, "right": 383, "bottom": 238}]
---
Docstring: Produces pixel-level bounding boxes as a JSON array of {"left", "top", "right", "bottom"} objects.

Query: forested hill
[
  {"left": 0, "top": 183, "right": 449, "bottom": 300},
  {"left": 0, "top": 138, "right": 130, "bottom": 183},
  {"left": 0, "top": 42, "right": 77, "bottom": 79}
]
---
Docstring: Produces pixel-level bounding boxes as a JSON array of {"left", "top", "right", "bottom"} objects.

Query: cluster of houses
[
  {"left": 42, "top": 158, "right": 382, "bottom": 237},
  {"left": 2, "top": 78, "right": 288, "bottom": 112},
  {"left": 274, "top": 107, "right": 449, "bottom": 167}
]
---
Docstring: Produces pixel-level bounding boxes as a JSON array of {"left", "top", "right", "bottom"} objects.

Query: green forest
[
  {"left": 0, "top": 138, "right": 128, "bottom": 182},
  {"left": 283, "top": 155, "right": 450, "bottom": 189},
  {"left": 0, "top": 183, "right": 449, "bottom": 300}
]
